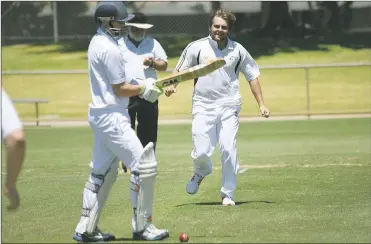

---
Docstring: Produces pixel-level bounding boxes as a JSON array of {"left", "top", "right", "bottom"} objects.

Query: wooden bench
[{"left": 12, "top": 98, "right": 49, "bottom": 126}]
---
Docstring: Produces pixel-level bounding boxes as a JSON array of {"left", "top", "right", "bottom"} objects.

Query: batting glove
[{"left": 139, "top": 78, "right": 163, "bottom": 103}]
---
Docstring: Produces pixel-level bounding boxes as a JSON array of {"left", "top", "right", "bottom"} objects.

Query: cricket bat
[{"left": 155, "top": 58, "right": 226, "bottom": 88}]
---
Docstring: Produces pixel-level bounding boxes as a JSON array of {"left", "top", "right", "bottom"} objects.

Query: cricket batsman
[
  {"left": 166, "top": 9, "right": 270, "bottom": 206},
  {"left": 72, "top": 1, "right": 168, "bottom": 242}
]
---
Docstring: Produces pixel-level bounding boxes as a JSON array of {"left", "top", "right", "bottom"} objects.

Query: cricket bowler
[
  {"left": 166, "top": 9, "right": 270, "bottom": 206},
  {"left": 1, "top": 88, "right": 26, "bottom": 211}
]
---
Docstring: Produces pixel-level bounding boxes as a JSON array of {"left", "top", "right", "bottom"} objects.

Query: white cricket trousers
[
  {"left": 88, "top": 106, "right": 143, "bottom": 175},
  {"left": 75, "top": 105, "right": 144, "bottom": 234},
  {"left": 191, "top": 104, "right": 240, "bottom": 199}
]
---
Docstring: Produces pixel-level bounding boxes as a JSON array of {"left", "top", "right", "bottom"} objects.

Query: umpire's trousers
[{"left": 128, "top": 96, "right": 159, "bottom": 151}]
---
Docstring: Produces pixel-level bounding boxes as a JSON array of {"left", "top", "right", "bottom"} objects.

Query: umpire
[{"left": 118, "top": 12, "right": 168, "bottom": 158}]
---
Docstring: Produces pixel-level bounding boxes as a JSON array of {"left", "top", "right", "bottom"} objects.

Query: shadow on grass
[
  {"left": 113, "top": 234, "right": 237, "bottom": 241},
  {"left": 113, "top": 236, "right": 172, "bottom": 242},
  {"left": 5, "top": 31, "right": 371, "bottom": 60},
  {"left": 112, "top": 237, "right": 134, "bottom": 242},
  {"left": 190, "top": 234, "right": 236, "bottom": 238},
  {"left": 175, "top": 200, "right": 275, "bottom": 207}
]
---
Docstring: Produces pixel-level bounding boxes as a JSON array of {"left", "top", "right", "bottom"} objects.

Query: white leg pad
[
  {"left": 75, "top": 162, "right": 118, "bottom": 234},
  {"left": 136, "top": 142, "right": 157, "bottom": 233}
]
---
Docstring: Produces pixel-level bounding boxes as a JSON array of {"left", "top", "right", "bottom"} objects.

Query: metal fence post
[
  {"left": 35, "top": 102, "right": 40, "bottom": 126},
  {"left": 53, "top": 1, "right": 59, "bottom": 44},
  {"left": 305, "top": 67, "right": 310, "bottom": 119}
]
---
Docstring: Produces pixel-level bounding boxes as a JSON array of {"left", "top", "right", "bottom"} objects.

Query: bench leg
[{"left": 35, "top": 102, "right": 40, "bottom": 126}]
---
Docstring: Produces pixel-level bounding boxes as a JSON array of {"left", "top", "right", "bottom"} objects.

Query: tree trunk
[
  {"left": 317, "top": 1, "right": 340, "bottom": 32},
  {"left": 307, "top": 1, "right": 321, "bottom": 29},
  {"left": 261, "top": 1, "right": 296, "bottom": 38},
  {"left": 211, "top": 1, "right": 221, "bottom": 13},
  {"left": 125, "top": 2, "right": 148, "bottom": 12},
  {"left": 260, "top": 2, "right": 270, "bottom": 29}
]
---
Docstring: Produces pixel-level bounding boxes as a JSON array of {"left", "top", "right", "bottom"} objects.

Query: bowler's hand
[
  {"left": 143, "top": 57, "right": 154, "bottom": 67},
  {"left": 260, "top": 105, "right": 270, "bottom": 118},
  {"left": 165, "top": 84, "right": 177, "bottom": 97},
  {"left": 4, "top": 185, "right": 20, "bottom": 211}
]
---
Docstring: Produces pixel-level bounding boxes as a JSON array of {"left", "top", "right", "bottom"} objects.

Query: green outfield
[
  {"left": 2, "top": 44, "right": 371, "bottom": 119},
  {"left": 2, "top": 44, "right": 370, "bottom": 70},
  {"left": 2, "top": 67, "right": 370, "bottom": 119},
  {"left": 2, "top": 118, "right": 371, "bottom": 243}
]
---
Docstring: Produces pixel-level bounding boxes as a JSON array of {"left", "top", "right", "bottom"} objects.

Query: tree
[
  {"left": 259, "top": 1, "right": 297, "bottom": 38},
  {"left": 1, "top": 1, "right": 49, "bottom": 37},
  {"left": 124, "top": 1, "right": 148, "bottom": 12},
  {"left": 55, "top": 1, "right": 89, "bottom": 35},
  {"left": 1, "top": 1, "right": 20, "bottom": 18},
  {"left": 317, "top": 1, "right": 340, "bottom": 32},
  {"left": 307, "top": 1, "right": 322, "bottom": 30},
  {"left": 211, "top": 1, "right": 221, "bottom": 14}
]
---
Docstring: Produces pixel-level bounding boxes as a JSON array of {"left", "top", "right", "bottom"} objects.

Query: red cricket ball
[{"left": 179, "top": 232, "right": 189, "bottom": 242}]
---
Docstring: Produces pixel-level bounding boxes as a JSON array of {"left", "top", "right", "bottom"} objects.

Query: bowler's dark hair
[{"left": 209, "top": 9, "right": 236, "bottom": 30}]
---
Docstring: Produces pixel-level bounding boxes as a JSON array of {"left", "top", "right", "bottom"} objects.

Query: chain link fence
[
  {"left": 2, "top": 1, "right": 371, "bottom": 44},
  {"left": 2, "top": 1, "right": 370, "bottom": 120}
]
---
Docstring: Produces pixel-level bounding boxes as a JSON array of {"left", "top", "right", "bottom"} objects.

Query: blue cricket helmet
[{"left": 94, "top": 1, "right": 134, "bottom": 23}]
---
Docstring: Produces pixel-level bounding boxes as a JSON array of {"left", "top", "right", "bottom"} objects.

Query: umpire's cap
[
  {"left": 94, "top": 1, "right": 134, "bottom": 23},
  {"left": 126, "top": 12, "right": 153, "bottom": 29}
]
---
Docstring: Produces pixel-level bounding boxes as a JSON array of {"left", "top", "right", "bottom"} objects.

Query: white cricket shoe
[
  {"left": 73, "top": 227, "right": 115, "bottom": 242},
  {"left": 186, "top": 173, "right": 205, "bottom": 194},
  {"left": 132, "top": 223, "right": 169, "bottom": 241},
  {"left": 222, "top": 195, "right": 236, "bottom": 206}
]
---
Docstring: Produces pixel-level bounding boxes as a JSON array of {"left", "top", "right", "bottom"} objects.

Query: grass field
[
  {"left": 2, "top": 118, "right": 371, "bottom": 243},
  {"left": 2, "top": 44, "right": 371, "bottom": 70},
  {"left": 2, "top": 67, "right": 370, "bottom": 119},
  {"left": 2, "top": 44, "right": 371, "bottom": 119}
]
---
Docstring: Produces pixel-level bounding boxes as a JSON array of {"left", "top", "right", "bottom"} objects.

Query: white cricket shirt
[
  {"left": 1, "top": 88, "right": 23, "bottom": 138},
  {"left": 118, "top": 36, "right": 167, "bottom": 84},
  {"left": 88, "top": 28, "right": 128, "bottom": 109},
  {"left": 175, "top": 35, "right": 260, "bottom": 107}
]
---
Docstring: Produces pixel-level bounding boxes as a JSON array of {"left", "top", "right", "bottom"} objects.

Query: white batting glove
[{"left": 139, "top": 78, "right": 163, "bottom": 103}]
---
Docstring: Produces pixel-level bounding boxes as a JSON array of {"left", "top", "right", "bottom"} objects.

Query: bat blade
[{"left": 155, "top": 58, "right": 226, "bottom": 88}]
